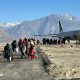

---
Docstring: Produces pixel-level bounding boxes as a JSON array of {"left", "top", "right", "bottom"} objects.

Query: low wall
[{"left": 36, "top": 47, "right": 51, "bottom": 72}]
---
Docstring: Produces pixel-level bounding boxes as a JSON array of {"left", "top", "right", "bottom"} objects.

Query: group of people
[
  {"left": 3, "top": 37, "right": 68, "bottom": 62},
  {"left": 42, "top": 38, "right": 67, "bottom": 45},
  {"left": 4, "top": 38, "right": 39, "bottom": 62}
]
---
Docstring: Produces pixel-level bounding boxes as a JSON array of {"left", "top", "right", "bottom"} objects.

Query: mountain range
[
  {"left": 0, "top": 22, "right": 20, "bottom": 42},
  {"left": 1, "top": 14, "right": 80, "bottom": 41}
]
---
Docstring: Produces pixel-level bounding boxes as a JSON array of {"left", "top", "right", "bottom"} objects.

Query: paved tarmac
[{"left": 0, "top": 56, "right": 52, "bottom": 80}]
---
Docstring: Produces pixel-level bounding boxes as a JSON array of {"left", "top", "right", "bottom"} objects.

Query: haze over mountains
[
  {"left": 0, "top": 28, "right": 12, "bottom": 42},
  {"left": 1, "top": 14, "right": 80, "bottom": 41},
  {"left": 0, "top": 22, "right": 20, "bottom": 42}
]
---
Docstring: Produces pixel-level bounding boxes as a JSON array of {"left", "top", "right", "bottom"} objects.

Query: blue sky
[{"left": 0, "top": 0, "right": 80, "bottom": 22}]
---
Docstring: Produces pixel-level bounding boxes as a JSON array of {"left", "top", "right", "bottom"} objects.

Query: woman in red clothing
[{"left": 29, "top": 45, "right": 35, "bottom": 60}]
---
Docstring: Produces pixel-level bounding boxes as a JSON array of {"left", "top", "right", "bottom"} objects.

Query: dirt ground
[{"left": 40, "top": 43, "right": 80, "bottom": 79}]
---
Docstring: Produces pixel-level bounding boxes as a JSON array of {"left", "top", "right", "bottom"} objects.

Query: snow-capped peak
[
  {"left": 64, "top": 14, "right": 76, "bottom": 20},
  {"left": 0, "top": 22, "right": 20, "bottom": 27}
]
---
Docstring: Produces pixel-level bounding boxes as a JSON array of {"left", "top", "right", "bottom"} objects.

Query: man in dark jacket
[{"left": 4, "top": 43, "right": 11, "bottom": 62}]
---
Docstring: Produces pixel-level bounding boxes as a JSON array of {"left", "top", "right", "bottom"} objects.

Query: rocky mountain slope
[{"left": 3, "top": 14, "right": 80, "bottom": 40}]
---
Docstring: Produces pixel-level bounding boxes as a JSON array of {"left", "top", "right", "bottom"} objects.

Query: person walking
[
  {"left": 4, "top": 43, "right": 12, "bottom": 62},
  {"left": 29, "top": 45, "right": 35, "bottom": 60}
]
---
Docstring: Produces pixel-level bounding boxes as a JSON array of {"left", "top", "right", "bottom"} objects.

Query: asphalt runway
[{"left": 0, "top": 55, "right": 52, "bottom": 80}]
